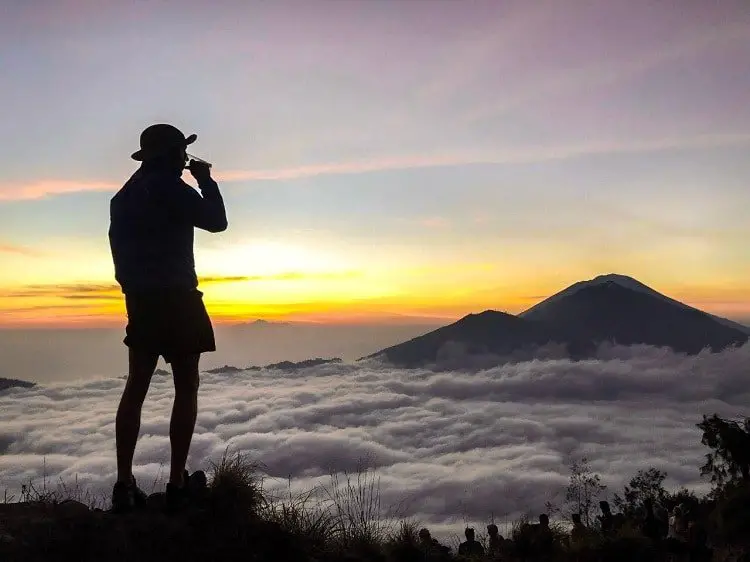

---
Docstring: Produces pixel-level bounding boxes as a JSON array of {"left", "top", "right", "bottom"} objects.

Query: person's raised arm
[{"left": 181, "top": 160, "right": 228, "bottom": 232}]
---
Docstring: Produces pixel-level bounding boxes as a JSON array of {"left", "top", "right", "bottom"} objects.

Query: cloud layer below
[{"left": 1, "top": 343, "right": 749, "bottom": 533}]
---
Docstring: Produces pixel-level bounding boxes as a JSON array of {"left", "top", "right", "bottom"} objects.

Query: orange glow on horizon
[
  {"left": 0, "top": 247, "right": 748, "bottom": 329},
  {"left": 0, "top": 279, "right": 747, "bottom": 329}
]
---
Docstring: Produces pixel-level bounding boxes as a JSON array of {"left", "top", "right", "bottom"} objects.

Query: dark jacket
[{"left": 109, "top": 166, "right": 227, "bottom": 293}]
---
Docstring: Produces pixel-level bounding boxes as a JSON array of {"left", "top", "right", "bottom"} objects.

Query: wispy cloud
[
  {"left": 213, "top": 155, "right": 489, "bottom": 182},
  {"left": 2, "top": 132, "right": 749, "bottom": 201},
  {"left": 0, "top": 243, "right": 43, "bottom": 257},
  {"left": 201, "top": 271, "right": 362, "bottom": 283},
  {"left": 0, "top": 180, "right": 117, "bottom": 201},
  {"left": 417, "top": 217, "right": 451, "bottom": 229},
  {"left": 0, "top": 272, "right": 362, "bottom": 300},
  {"left": 0, "top": 283, "right": 122, "bottom": 303}
]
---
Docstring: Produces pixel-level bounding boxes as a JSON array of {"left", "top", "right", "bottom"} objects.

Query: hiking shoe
[
  {"left": 165, "top": 470, "right": 208, "bottom": 513},
  {"left": 165, "top": 481, "right": 189, "bottom": 514},
  {"left": 111, "top": 477, "right": 148, "bottom": 514},
  {"left": 189, "top": 470, "right": 207, "bottom": 492},
  {"left": 165, "top": 470, "right": 191, "bottom": 514},
  {"left": 188, "top": 470, "right": 207, "bottom": 500}
]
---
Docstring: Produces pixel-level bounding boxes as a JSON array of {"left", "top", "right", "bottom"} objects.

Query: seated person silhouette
[
  {"left": 458, "top": 527, "right": 485, "bottom": 558},
  {"left": 418, "top": 528, "right": 450, "bottom": 559}
]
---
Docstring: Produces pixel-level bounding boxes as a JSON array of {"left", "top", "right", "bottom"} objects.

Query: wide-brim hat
[{"left": 131, "top": 123, "right": 197, "bottom": 161}]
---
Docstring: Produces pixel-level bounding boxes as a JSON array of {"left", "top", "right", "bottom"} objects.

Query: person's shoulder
[
  {"left": 110, "top": 174, "right": 140, "bottom": 206},
  {"left": 112, "top": 170, "right": 140, "bottom": 195}
]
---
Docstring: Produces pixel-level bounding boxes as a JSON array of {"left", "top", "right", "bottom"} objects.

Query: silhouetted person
[
  {"left": 668, "top": 504, "right": 689, "bottom": 541},
  {"left": 458, "top": 527, "right": 484, "bottom": 558},
  {"left": 641, "top": 498, "right": 662, "bottom": 541},
  {"left": 487, "top": 523, "right": 504, "bottom": 558},
  {"left": 598, "top": 500, "right": 614, "bottom": 534},
  {"left": 536, "top": 513, "right": 554, "bottom": 552},
  {"left": 109, "top": 124, "right": 227, "bottom": 513},
  {"left": 570, "top": 513, "right": 588, "bottom": 545},
  {"left": 418, "top": 527, "right": 432, "bottom": 543},
  {"left": 664, "top": 504, "right": 690, "bottom": 560},
  {"left": 418, "top": 528, "right": 450, "bottom": 560}
]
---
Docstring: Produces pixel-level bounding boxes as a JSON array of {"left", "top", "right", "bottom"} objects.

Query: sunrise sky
[{"left": 0, "top": 0, "right": 748, "bottom": 327}]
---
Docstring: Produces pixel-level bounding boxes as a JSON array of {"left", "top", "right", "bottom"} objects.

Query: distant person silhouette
[
  {"left": 536, "top": 513, "right": 554, "bottom": 551},
  {"left": 598, "top": 500, "right": 614, "bottom": 534},
  {"left": 418, "top": 528, "right": 450, "bottom": 559},
  {"left": 570, "top": 513, "right": 588, "bottom": 544},
  {"left": 458, "top": 527, "right": 484, "bottom": 558},
  {"left": 108, "top": 124, "right": 227, "bottom": 513},
  {"left": 641, "top": 498, "right": 663, "bottom": 541},
  {"left": 418, "top": 527, "right": 433, "bottom": 548},
  {"left": 487, "top": 523, "right": 504, "bottom": 558},
  {"left": 668, "top": 504, "right": 688, "bottom": 541}
]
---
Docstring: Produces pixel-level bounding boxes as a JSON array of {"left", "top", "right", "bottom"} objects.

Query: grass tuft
[{"left": 208, "top": 448, "right": 267, "bottom": 517}]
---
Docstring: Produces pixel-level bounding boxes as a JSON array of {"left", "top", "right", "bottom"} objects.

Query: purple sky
[{"left": 0, "top": 0, "right": 748, "bottom": 324}]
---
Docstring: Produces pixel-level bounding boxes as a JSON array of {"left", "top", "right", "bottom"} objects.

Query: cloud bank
[{"left": 1, "top": 344, "right": 749, "bottom": 533}]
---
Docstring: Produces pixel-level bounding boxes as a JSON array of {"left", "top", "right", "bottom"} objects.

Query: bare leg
[
  {"left": 116, "top": 348, "right": 158, "bottom": 483},
  {"left": 169, "top": 354, "right": 200, "bottom": 486}
]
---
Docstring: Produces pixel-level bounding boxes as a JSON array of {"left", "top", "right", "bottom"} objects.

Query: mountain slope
[
  {"left": 521, "top": 280, "right": 748, "bottom": 354},
  {"left": 367, "top": 274, "right": 748, "bottom": 367},
  {"left": 363, "top": 310, "right": 572, "bottom": 367},
  {"left": 521, "top": 273, "right": 750, "bottom": 335}
]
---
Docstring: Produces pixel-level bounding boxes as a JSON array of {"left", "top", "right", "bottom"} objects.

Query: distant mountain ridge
[
  {"left": 205, "top": 358, "right": 343, "bottom": 374},
  {"left": 366, "top": 274, "right": 748, "bottom": 367}
]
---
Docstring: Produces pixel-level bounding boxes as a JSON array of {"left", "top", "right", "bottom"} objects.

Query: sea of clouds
[{"left": 1, "top": 343, "right": 749, "bottom": 536}]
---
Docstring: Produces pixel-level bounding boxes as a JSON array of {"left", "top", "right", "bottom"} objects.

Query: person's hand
[{"left": 188, "top": 159, "right": 212, "bottom": 183}]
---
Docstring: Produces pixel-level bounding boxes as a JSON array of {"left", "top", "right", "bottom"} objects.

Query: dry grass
[
  {"left": 208, "top": 448, "right": 267, "bottom": 516},
  {"left": 386, "top": 519, "right": 421, "bottom": 545},
  {"left": 264, "top": 485, "right": 336, "bottom": 556},
  {"left": 5, "top": 458, "right": 108, "bottom": 509},
  {"left": 324, "top": 463, "right": 390, "bottom": 552}
]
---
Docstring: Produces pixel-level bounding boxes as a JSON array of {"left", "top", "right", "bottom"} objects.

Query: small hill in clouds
[
  {"left": 367, "top": 274, "right": 749, "bottom": 367},
  {"left": 0, "top": 377, "right": 35, "bottom": 392},
  {"left": 206, "top": 365, "right": 246, "bottom": 374},
  {"left": 204, "top": 358, "right": 343, "bottom": 374},
  {"left": 232, "top": 319, "right": 292, "bottom": 327},
  {"left": 264, "top": 357, "right": 342, "bottom": 370}
]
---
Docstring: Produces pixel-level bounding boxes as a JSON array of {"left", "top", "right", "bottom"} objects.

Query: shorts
[{"left": 123, "top": 289, "right": 216, "bottom": 363}]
